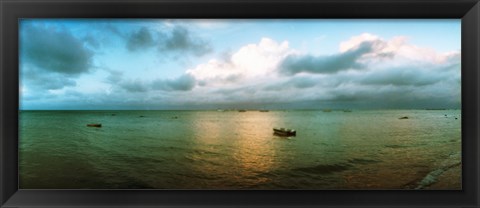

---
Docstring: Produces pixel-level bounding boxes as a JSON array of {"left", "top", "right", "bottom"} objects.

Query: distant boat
[
  {"left": 273, "top": 128, "right": 296, "bottom": 136},
  {"left": 87, "top": 123, "right": 102, "bottom": 127},
  {"left": 322, "top": 109, "right": 332, "bottom": 112},
  {"left": 238, "top": 110, "right": 247, "bottom": 112},
  {"left": 259, "top": 110, "right": 269, "bottom": 112},
  {"left": 399, "top": 116, "right": 409, "bottom": 119}
]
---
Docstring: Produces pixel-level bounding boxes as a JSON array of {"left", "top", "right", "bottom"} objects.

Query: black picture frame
[{"left": 1, "top": 0, "right": 479, "bottom": 207}]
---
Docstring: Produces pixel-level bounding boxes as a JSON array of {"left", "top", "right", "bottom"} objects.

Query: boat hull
[
  {"left": 273, "top": 128, "right": 296, "bottom": 136},
  {"left": 87, "top": 124, "right": 102, "bottom": 127}
]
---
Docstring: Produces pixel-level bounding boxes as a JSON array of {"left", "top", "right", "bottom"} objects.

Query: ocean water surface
[{"left": 19, "top": 110, "right": 461, "bottom": 189}]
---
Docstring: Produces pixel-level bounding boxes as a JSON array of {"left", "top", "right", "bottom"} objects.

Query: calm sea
[{"left": 19, "top": 110, "right": 461, "bottom": 189}]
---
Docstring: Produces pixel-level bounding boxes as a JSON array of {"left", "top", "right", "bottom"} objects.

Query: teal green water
[{"left": 19, "top": 110, "right": 461, "bottom": 189}]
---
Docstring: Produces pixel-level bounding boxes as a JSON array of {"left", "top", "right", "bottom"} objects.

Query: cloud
[
  {"left": 358, "top": 64, "right": 454, "bottom": 87},
  {"left": 20, "top": 23, "right": 95, "bottom": 93},
  {"left": 160, "top": 26, "right": 212, "bottom": 56},
  {"left": 183, "top": 35, "right": 460, "bottom": 109},
  {"left": 120, "top": 79, "right": 149, "bottom": 92},
  {"left": 123, "top": 25, "right": 212, "bottom": 56},
  {"left": 126, "top": 27, "right": 155, "bottom": 51},
  {"left": 279, "top": 40, "right": 378, "bottom": 76},
  {"left": 20, "top": 24, "right": 93, "bottom": 75},
  {"left": 105, "top": 69, "right": 124, "bottom": 83},
  {"left": 21, "top": 66, "right": 77, "bottom": 90},
  {"left": 152, "top": 74, "right": 197, "bottom": 91},
  {"left": 105, "top": 70, "right": 196, "bottom": 92},
  {"left": 187, "top": 38, "right": 293, "bottom": 85},
  {"left": 104, "top": 70, "right": 148, "bottom": 93},
  {"left": 289, "top": 76, "right": 318, "bottom": 89},
  {"left": 83, "top": 35, "right": 100, "bottom": 49},
  {"left": 322, "top": 82, "right": 459, "bottom": 109},
  {"left": 339, "top": 33, "right": 454, "bottom": 65},
  {"left": 104, "top": 24, "right": 125, "bottom": 38},
  {"left": 264, "top": 76, "right": 319, "bottom": 91}
]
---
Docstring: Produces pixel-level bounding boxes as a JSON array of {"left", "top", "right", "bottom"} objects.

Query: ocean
[{"left": 18, "top": 109, "right": 462, "bottom": 189}]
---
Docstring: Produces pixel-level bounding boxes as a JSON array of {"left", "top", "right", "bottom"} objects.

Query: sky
[{"left": 19, "top": 19, "right": 461, "bottom": 110}]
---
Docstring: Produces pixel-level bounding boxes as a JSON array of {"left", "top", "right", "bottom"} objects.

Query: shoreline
[
  {"left": 424, "top": 163, "right": 462, "bottom": 190},
  {"left": 415, "top": 152, "right": 462, "bottom": 190}
]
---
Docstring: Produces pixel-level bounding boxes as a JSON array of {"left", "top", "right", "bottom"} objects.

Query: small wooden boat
[
  {"left": 238, "top": 110, "right": 247, "bottom": 112},
  {"left": 259, "top": 110, "right": 269, "bottom": 112},
  {"left": 87, "top": 123, "right": 102, "bottom": 127},
  {"left": 273, "top": 128, "right": 296, "bottom": 136},
  {"left": 399, "top": 116, "right": 409, "bottom": 119}
]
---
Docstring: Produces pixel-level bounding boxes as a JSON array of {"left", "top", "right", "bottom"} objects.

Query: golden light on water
[{"left": 229, "top": 112, "right": 281, "bottom": 186}]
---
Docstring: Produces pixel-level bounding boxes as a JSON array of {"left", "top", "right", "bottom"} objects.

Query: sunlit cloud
[{"left": 187, "top": 38, "right": 293, "bottom": 84}]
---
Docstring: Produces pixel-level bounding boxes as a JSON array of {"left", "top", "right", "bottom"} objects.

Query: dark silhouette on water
[
  {"left": 86, "top": 123, "right": 102, "bottom": 127},
  {"left": 273, "top": 128, "right": 296, "bottom": 136}
]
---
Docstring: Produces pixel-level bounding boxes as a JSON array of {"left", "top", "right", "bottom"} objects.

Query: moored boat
[
  {"left": 273, "top": 128, "right": 296, "bottom": 136},
  {"left": 87, "top": 123, "right": 102, "bottom": 127}
]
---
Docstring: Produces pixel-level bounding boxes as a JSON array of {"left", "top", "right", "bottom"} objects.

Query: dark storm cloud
[
  {"left": 105, "top": 70, "right": 124, "bottom": 84},
  {"left": 33, "top": 76, "right": 77, "bottom": 90},
  {"left": 359, "top": 61, "right": 460, "bottom": 87},
  {"left": 214, "top": 85, "right": 257, "bottom": 97},
  {"left": 264, "top": 76, "right": 319, "bottom": 91},
  {"left": 120, "top": 79, "right": 149, "bottom": 92},
  {"left": 288, "top": 77, "right": 318, "bottom": 89},
  {"left": 152, "top": 74, "right": 197, "bottom": 91},
  {"left": 106, "top": 70, "right": 196, "bottom": 92},
  {"left": 360, "top": 67, "right": 441, "bottom": 87},
  {"left": 105, "top": 71, "right": 148, "bottom": 93},
  {"left": 123, "top": 25, "right": 212, "bottom": 56},
  {"left": 105, "top": 70, "right": 148, "bottom": 93},
  {"left": 126, "top": 27, "right": 155, "bottom": 51},
  {"left": 83, "top": 35, "right": 100, "bottom": 49},
  {"left": 22, "top": 68, "right": 77, "bottom": 90},
  {"left": 159, "top": 26, "right": 212, "bottom": 56},
  {"left": 166, "top": 74, "right": 197, "bottom": 91},
  {"left": 323, "top": 86, "right": 457, "bottom": 109},
  {"left": 20, "top": 24, "right": 93, "bottom": 75},
  {"left": 279, "top": 41, "right": 378, "bottom": 76}
]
